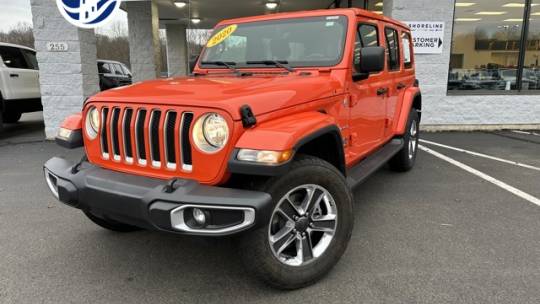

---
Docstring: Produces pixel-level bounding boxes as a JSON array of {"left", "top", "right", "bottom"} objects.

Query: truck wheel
[
  {"left": 83, "top": 211, "right": 141, "bottom": 232},
  {"left": 389, "top": 109, "right": 419, "bottom": 172},
  {"left": 3, "top": 110, "right": 22, "bottom": 124},
  {"left": 239, "top": 156, "right": 354, "bottom": 289}
]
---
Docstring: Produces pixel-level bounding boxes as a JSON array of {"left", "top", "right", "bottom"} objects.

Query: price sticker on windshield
[{"left": 207, "top": 25, "right": 238, "bottom": 48}]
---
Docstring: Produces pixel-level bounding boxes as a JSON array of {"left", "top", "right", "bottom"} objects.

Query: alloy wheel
[{"left": 268, "top": 184, "right": 338, "bottom": 267}]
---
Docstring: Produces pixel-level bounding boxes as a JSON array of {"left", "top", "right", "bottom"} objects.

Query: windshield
[{"left": 200, "top": 15, "right": 348, "bottom": 69}]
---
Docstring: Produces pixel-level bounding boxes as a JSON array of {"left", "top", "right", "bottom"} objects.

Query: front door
[{"left": 348, "top": 21, "right": 390, "bottom": 159}]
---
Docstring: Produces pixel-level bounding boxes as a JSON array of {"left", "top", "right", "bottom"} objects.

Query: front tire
[
  {"left": 389, "top": 109, "right": 419, "bottom": 172},
  {"left": 84, "top": 211, "right": 141, "bottom": 232},
  {"left": 239, "top": 156, "right": 354, "bottom": 289}
]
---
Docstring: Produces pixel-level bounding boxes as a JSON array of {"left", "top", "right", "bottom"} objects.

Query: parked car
[
  {"left": 0, "top": 42, "right": 41, "bottom": 130},
  {"left": 44, "top": 8, "right": 421, "bottom": 289},
  {"left": 97, "top": 59, "right": 132, "bottom": 91}
]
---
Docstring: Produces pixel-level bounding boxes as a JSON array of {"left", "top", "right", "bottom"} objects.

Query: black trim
[
  {"left": 240, "top": 105, "right": 257, "bottom": 128},
  {"left": 227, "top": 125, "right": 346, "bottom": 176},
  {"left": 516, "top": 0, "right": 532, "bottom": 91},
  {"left": 43, "top": 157, "right": 273, "bottom": 236},
  {"left": 2, "top": 98, "right": 42, "bottom": 113},
  {"left": 55, "top": 129, "right": 83, "bottom": 149}
]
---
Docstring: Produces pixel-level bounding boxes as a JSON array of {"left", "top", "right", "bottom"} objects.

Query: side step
[{"left": 346, "top": 138, "right": 404, "bottom": 189}]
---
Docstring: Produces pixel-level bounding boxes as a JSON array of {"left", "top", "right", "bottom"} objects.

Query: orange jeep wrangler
[{"left": 44, "top": 8, "right": 421, "bottom": 289}]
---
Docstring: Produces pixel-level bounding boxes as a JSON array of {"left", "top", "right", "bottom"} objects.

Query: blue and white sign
[{"left": 56, "top": 0, "right": 122, "bottom": 29}]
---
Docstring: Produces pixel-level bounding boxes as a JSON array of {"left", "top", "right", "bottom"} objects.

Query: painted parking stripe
[
  {"left": 419, "top": 145, "right": 540, "bottom": 208},
  {"left": 420, "top": 139, "right": 540, "bottom": 172},
  {"left": 511, "top": 130, "right": 540, "bottom": 137}
]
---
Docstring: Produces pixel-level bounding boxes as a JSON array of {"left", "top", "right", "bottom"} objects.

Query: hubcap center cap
[{"left": 295, "top": 216, "right": 310, "bottom": 232}]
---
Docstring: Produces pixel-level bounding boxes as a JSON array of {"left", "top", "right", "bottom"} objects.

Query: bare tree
[{"left": 0, "top": 22, "right": 34, "bottom": 48}]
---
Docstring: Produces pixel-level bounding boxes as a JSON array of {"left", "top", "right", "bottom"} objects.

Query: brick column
[
  {"left": 383, "top": 0, "right": 455, "bottom": 124},
  {"left": 165, "top": 24, "right": 188, "bottom": 77},
  {"left": 126, "top": 1, "right": 162, "bottom": 82},
  {"left": 30, "top": 0, "right": 99, "bottom": 139}
]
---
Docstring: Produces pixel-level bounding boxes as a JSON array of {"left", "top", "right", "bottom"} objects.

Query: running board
[{"left": 346, "top": 138, "right": 404, "bottom": 189}]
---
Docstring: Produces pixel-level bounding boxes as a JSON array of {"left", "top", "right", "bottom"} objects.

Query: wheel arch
[
  {"left": 228, "top": 111, "right": 346, "bottom": 177},
  {"left": 394, "top": 87, "right": 421, "bottom": 135},
  {"left": 293, "top": 126, "right": 346, "bottom": 175}
]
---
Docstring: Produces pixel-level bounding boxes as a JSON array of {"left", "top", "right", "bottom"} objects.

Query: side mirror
[{"left": 353, "top": 46, "right": 385, "bottom": 81}]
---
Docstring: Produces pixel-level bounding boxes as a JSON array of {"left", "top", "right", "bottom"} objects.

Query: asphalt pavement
[{"left": 0, "top": 114, "right": 539, "bottom": 304}]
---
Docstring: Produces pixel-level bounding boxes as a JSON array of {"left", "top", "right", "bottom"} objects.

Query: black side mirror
[{"left": 353, "top": 46, "right": 385, "bottom": 81}]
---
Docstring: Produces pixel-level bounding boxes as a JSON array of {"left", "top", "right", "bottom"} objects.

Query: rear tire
[
  {"left": 239, "top": 155, "right": 354, "bottom": 289},
  {"left": 3, "top": 110, "right": 21, "bottom": 123},
  {"left": 389, "top": 109, "right": 419, "bottom": 172},
  {"left": 84, "top": 211, "right": 141, "bottom": 232}
]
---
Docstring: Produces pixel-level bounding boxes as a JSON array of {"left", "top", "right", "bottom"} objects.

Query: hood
[{"left": 90, "top": 71, "right": 345, "bottom": 120}]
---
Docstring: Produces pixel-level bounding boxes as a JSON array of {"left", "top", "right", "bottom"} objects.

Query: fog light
[{"left": 192, "top": 208, "right": 206, "bottom": 226}]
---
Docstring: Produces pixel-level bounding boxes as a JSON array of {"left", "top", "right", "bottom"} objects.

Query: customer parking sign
[{"left": 405, "top": 21, "right": 445, "bottom": 54}]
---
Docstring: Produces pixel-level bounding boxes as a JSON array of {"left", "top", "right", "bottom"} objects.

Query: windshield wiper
[
  {"left": 246, "top": 60, "right": 295, "bottom": 73},
  {"left": 200, "top": 61, "right": 254, "bottom": 76},
  {"left": 200, "top": 61, "right": 240, "bottom": 74}
]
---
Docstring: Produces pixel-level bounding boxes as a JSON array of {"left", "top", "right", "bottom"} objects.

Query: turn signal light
[{"left": 237, "top": 149, "right": 293, "bottom": 165}]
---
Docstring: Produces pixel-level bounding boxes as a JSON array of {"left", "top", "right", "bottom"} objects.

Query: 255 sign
[{"left": 405, "top": 22, "right": 445, "bottom": 54}]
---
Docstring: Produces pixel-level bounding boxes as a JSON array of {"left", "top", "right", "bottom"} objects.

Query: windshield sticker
[
  {"left": 206, "top": 24, "right": 238, "bottom": 48},
  {"left": 326, "top": 22, "right": 335, "bottom": 27},
  {"left": 326, "top": 16, "right": 339, "bottom": 20}
]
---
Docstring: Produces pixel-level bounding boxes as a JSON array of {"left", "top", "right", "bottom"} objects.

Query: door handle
[
  {"left": 10, "top": 73, "right": 19, "bottom": 78},
  {"left": 376, "top": 87, "right": 388, "bottom": 96},
  {"left": 397, "top": 82, "right": 406, "bottom": 90}
]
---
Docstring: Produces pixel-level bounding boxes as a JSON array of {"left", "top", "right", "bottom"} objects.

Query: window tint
[
  {"left": 354, "top": 24, "right": 379, "bottom": 72},
  {"left": 385, "top": 28, "right": 400, "bottom": 71},
  {"left": 0, "top": 46, "right": 29, "bottom": 69},
  {"left": 21, "top": 50, "right": 38, "bottom": 70},
  {"left": 402, "top": 32, "right": 413, "bottom": 69},
  {"left": 98, "top": 62, "right": 110, "bottom": 74}
]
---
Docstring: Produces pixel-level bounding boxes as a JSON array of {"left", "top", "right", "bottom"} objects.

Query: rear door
[
  {"left": 382, "top": 26, "right": 402, "bottom": 139},
  {"left": 388, "top": 30, "right": 416, "bottom": 135},
  {"left": 0, "top": 45, "right": 37, "bottom": 100},
  {"left": 20, "top": 49, "right": 40, "bottom": 98},
  {"left": 348, "top": 21, "right": 390, "bottom": 158}
]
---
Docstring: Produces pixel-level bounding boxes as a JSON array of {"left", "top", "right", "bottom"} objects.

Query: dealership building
[{"left": 28, "top": 0, "right": 540, "bottom": 138}]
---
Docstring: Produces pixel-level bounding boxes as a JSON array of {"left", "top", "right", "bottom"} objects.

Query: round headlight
[
  {"left": 192, "top": 113, "right": 229, "bottom": 153},
  {"left": 85, "top": 107, "right": 100, "bottom": 139}
]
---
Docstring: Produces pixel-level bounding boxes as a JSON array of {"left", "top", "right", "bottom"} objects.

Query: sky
[{"left": 0, "top": 0, "right": 127, "bottom": 36}]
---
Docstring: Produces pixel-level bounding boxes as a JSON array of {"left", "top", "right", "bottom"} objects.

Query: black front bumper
[{"left": 43, "top": 157, "right": 273, "bottom": 236}]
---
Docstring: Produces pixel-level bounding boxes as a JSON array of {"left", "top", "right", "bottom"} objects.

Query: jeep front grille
[{"left": 99, "top": 106, "right": 194, "bottom": 172}]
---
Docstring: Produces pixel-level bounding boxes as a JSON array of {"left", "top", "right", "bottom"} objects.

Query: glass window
[
  {"left": 448, "top": 0, "right": 535, "bottom": 92},
  {"left": 21, "top": 50, "right": 38, "bottom": 70},
  {"left": 523, "top": 0, "right": 540, "bottom": 91},
  {"left": 98, "top": 62, "right": 110, "bottom": 74},
  {"left": 200, "top": 16, "right": 348, "bottom": 68},
  {"left": 354, "top": 24, "right": 379, "bottom": 72},
  {"left": 402, "top": 32, "right": 413, "bottom": 69},
  {"left": 121, "top": 64, "right": 132, "bottom": 76},
  {"left": 0, "top": 46, "right": 29, "bottom": 69},
  {"left": 114, "top": 64, "right": 125, "bottom": 75},
  {"left": 385, "top": 28, "right": 400, "bottom": 71}
]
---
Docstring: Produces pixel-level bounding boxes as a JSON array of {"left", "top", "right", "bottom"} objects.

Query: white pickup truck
[{"left": 0, "top": 42, "right": 41, "bottom": 130}]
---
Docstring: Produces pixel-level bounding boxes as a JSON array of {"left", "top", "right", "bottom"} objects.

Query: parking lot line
[
  {"left": 511, "top": 130, "right": 540, "bottom": 137},
  {"left": 419, "top": 144, "right": 540, "bottom": 208},
  {"left": 419, "top": 139, "right": 540, "bottom": 172}
]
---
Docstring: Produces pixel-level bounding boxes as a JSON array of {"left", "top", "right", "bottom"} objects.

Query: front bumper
[{"left": 43, "top": 157, "right": 273, "bottom": 236}]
